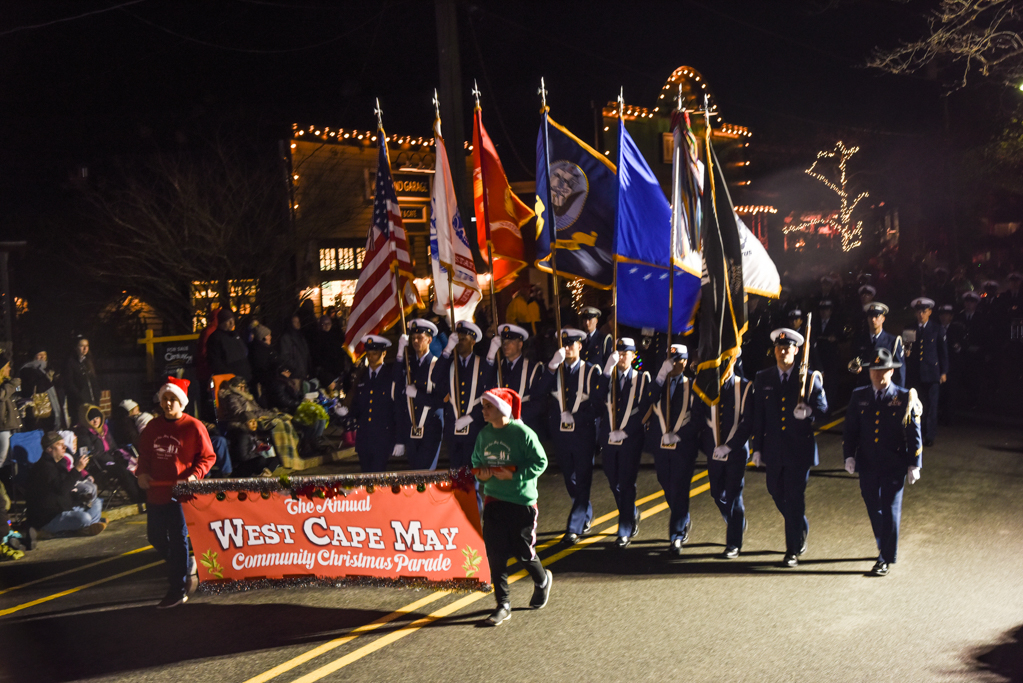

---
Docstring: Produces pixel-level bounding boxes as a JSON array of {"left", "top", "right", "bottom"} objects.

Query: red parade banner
[{"left": 181, "top": 481, "right": 490, "bottom": 590}]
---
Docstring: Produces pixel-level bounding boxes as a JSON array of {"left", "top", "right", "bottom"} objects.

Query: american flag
[{"left": 344, "top": 132, "right": 422, "bottom": 359}]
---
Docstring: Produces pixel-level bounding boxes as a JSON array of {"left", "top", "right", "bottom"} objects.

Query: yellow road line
[
  {"left": 817, "top": 416, "right": 845, "bottom": 432},
  {"left": 0, "top": 560, "right": 163, "bottom": 617},
  {"left": 0, "top": 545, "right": 154, "bottom": 597}
]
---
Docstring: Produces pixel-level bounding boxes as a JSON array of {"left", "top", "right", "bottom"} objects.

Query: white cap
[
  {"left": 498, "top": 323, "right": 529, "bottom": 341},
  {"left": 770, "top": 328, "right": 805, "bottom": 346},
  {"left": 858, "top": 285, "right": 876, "bottom": 296},
  {"left": 360, "top": 334, "right": 392, "bottom": 350},
  {"left": 408, "top": 318, "right": 439, "bottom": 336},
  {"left": 455, "top": 320, "right": 482, "bottom": 339},
  {"left": 119, "top": 399, "right": 139, "bottom": 412},
  {"left": 911, "top": 297, "right": 935, "bottom": 309}
]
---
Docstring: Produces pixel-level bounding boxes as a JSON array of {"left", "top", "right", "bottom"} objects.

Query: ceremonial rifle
[{"left": 799, "top": 312, "right": 813, "bottom": 402}]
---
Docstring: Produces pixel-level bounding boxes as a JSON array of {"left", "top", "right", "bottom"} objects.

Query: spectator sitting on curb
[{"left": 26, "top": 431, "right": 106, "bottom": 540}]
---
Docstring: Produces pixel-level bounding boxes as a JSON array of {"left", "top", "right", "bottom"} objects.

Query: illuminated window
[
  {"left": 321, "top": 279, "right": 359, "bottom": 309},
  {"left": 191, "top": 279, "right": 260, "bottom": 331},
  {"left": 338, "top": 248, "right": 357, "bottom": 270},
  {"left": 319, "top": 248, "right": 337, "bottom": 271},
  {"left": 320, "top": 247, "right": 363, "bottom": 272}
]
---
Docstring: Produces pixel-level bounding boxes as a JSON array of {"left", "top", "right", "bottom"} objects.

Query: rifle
[{"left": 799, "top": 313, "right": 813, "bottom": 402}]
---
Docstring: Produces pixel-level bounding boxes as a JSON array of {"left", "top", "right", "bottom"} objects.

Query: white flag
[
  {"left": 735, "top": 213, "right": 781, "bottom": 298},
  {"left": 430, "top": 117, "right": 481, "bottom": 322}
]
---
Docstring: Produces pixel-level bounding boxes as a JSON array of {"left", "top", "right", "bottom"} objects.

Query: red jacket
[{"left": 136, "top": 414, "right": 216, "bottom": 504}]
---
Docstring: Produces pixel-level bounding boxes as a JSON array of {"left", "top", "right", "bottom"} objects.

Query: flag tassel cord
[
  {"left": 473, "top": 85, "right": 503, "bottom": 387},
  {"left": 701, "top": 94, "right": 722, "bottom": 448}
]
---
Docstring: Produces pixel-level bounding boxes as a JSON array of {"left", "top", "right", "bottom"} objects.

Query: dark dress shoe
[
  {"left": 563, "top": 532, "right": 580, "bottom": 545},
  {"left": 668, "top": 539, "right": 684, "bottom": 557},
  {"left": 870, "top": 560, "right": 890, "bottom": 576},
  {"left": 721, "top": 546, "right": 739, "bottom": 560},
  {"left": 782, "top": 554, "right": 798, "bottom": 568},
  {"left": 614, "top": 536, "right": 631, "bottom": 549}
]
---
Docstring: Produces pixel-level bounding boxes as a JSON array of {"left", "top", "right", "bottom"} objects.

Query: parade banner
[{"left": 177, "top": 473, "right": 491, "bottom": 592}]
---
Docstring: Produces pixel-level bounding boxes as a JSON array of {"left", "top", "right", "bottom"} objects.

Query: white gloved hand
[
  {"left": 560, "top": 411, "right": 575, "bottom": 426},
  {"left": 443, "top": 334, "right": 459, "bottom": 357},
  {"left": 656, "top": 359, "right": 675, "bottom": 385},
  {"left": 405, "top": 385, "right": 418, "bottom": 399},
  {"left": 609, "top": 429, "right": 627, "bottom": 443},
  {"left": 396, "top": 334, "right": 409, "bottom": 360},
  {"left": 334, "top": 405, "right": 349, "bottom": 417},
  {"left": 752, "top": 451, "right": 762, "bottom": 467},
  {"left": 487, "top": 336, "right": 502, "bottom": 362},
  {"left": 907, "top": 466, "right": 920, "bottom": 484},
  {"left": 392, "top": 443, "right": 405, "bottom": 457},
  {"left": 454, "top": 415, "right": 473, "bottom": 431},
  {"left": 844, "top": 457, "right": 856, "bottom": 475},
  {"left": 793, "top": 403, "right": 811, "bottom": 420},
  {"left": 661, "top": 433, "right": 681, "bottom": 447},
  {"left": 712, "top": 445, "right": 730, "bottom": 461},
  {"left": 603, "top": 351, "right": 620, "bottom": 377},
  {"left": 548, "top": 347, "right": 567, "bottom": 370}
]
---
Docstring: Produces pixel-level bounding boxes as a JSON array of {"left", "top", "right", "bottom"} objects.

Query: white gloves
[
  {"left": 560, "top": 411, "right": 575, "bottom": 426},
  {"left": 549, "top": 347, "right": 567, "bottom": 370},
  {"left": 487, "top": 336, "right": 501, "bottom": 362},
  {"left": 656, "top": 359, "right": 674, "bottom": 385},
  {"left": 844, "top": 458, "right": 856, "bottom": 474},
  {"left": 443, "top": 334, "right": 459, "bottom": 357},
  {"left": 396, "top": 334, "right": 409, "bottom": 360},
  {"left": 405, "top": 385, "right": 418, "bottom": 399},
  {"left": 603, "top": 351, "right": 620, "bottom": 377},
  {"left": 793, "top": 403, "right": 811, "bottom": 420},
  {"left": 752, "top": 451, "right": 762, "bottom": 467},
  {"left": 907, "top": 466, "right": 920, "bottom": 484},
  {"left": 392, "top": 444, "right": 405, "bottom": 457},
  {"left": 334, "top": 405, "right": 349, "bottom": 417},
  {"left": 609, "top": 429, "right": 627, "bottom": 443},
  {"left": 661, "top": 433, "right": 681, "bottom": 447},
  {"left": 454, "top": 415, "right": 473, "bottom": 431},
  {"left": 712, "top": 445, "right": 730, "bottom": 461}
]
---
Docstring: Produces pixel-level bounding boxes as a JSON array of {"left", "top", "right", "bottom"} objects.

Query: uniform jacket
[
  {"left": 692, "top": 375, "right": 754, "bottom": 459},
  {"left": 853, "top": 329, "right": 906, "bottom": 387},
  {"left": 392, "top": 350, "right": 444, "bottom": 437},
  {"left": 843, "top": 384, "right": 922, "bottom": 472},
  {"left": 435, "top": 351, "right": 496, "bottom": 440},
  {"left": 953, "top": 311, "right": 990, "bottom": 357},
  {"left": 593, "top": 366, "right": 653, "bottom": 444},
  {"left": 645, "top": 373, "right": 699, "bottom": 453},
  {"left": 534, "top": 359, "right": 606, "bottom": 436},
  {"left": 905, "top": 319, "right": 948, "bottom": 385},
  {"left": 494, "top": 355, "right": 544, "bottom": 426},
  {"left": 580, "top": 330, "right": 613, "bottom": 367},
  {"left": 349, "top": 362, "right": 395, "bottom": 448},
  {"left": 752, "top": 366, "right": 828, "bottom": 467}
]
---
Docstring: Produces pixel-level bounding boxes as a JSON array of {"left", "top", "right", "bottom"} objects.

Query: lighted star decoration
[{"left": 784, "top": 141, "right": 869, "bottom": 252}]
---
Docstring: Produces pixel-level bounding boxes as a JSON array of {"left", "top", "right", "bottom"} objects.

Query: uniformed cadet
[
  {"left": 337, "top": 335, "right": 395, "bottom": 473},
  {"left": 937, "top": 304, "right": 960, "bottom": 422},
  {"left": 487, "top": 324, "right": 545, "bottom": 435},
  {"left": 954, "top": 291, "right": 990, "bottom": 411},
  {"left": 435, "top": 320, "right": 495, "bottom": 471},
  {"left": 593, "top": 338, "right": 654, "bottom": 548},
  {"left": 815, "top": 299, "right": 844, "bottom": 406},
  {"left": 850, "top": 302, "right": 905, "bottom": 388},
  {"left": 905, "top": 298, "right": 947, "bottom": 447},
  {"left": 693, "top": 360, "right": 754, "bottom": 560},
  {"left": 578, "top": 307, "right": 613, "bottom": 367},
  {"left": 534, "top": 328, "right": 607, "bottom": 544},
  {"left": 393, "top": 318, "right": 444, "bottom": 470},
  {"left": 752, "top": 328, "right": 829, "bottom": 568},
  {"left": 646, "top": 344, "right": 699, "bottom": 555},
  {"left": 843, "top": 348, "right": 922, "bottom": 577}
]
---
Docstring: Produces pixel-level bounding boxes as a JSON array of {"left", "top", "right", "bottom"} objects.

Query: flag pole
[
  {"left": 434, "top": 89, "right": 463, "bottom": 419},
  {"left": 473, "top": 82, "right": 502, "bottom": 387},
  {"left": 665, "top": 86, "right": 684, "bottom": 425},
  {"left": 539, "top": 78, "right": 567, "bottom": 414},
  {"left": 701, "top": 93, "right": 722, "bottom": 448},
  {"left": 610, "top": 89, "right": 626, "bottom": 433},
  {"left": 376, "top": 99, "right": 416, "bottom": 426}
]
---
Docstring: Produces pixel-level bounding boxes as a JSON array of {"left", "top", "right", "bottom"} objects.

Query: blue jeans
[
  {"left": 211, "top": 434, "right": 233, "bottom": 476},
  {"left": 147, "top": 502, "right": 189, "bottom": 594},
  {"left": 41, "top": 498, "right": 104, "bottom": 533}
]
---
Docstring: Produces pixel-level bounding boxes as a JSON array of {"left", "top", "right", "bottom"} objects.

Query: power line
[{"left": 0, "top": 0, "right": 149, "bottom": 37}]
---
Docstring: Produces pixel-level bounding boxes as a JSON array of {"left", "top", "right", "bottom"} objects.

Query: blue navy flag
[
  {"left": 614, "top": 118, "right": 702, "bottom": 333},
  {"left": 535, "top": 112, "right": 617, "bottom": 288}
]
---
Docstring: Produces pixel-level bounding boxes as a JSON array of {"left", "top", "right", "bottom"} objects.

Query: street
[{"left": 2, "top": 417, "right": 1022, "bottom": 683}]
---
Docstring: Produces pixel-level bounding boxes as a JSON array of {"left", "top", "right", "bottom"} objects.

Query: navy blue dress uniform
[
  {"left": 489, "top": 324, "right": 545, "bottom": 435},
  {"left": 851, "top": 302, "right": 906, "bottom": 388},
  {"left": 392, "top": 319, "right": 445, "bottom": 471},
  {"left": 345, "top": 335, "right": 397, "bottom": 473},
  {"left": 435, "top": 321, "right": 496, "bottom": 470},
  {"left": 953, "top": 292, "right": 990, "bottom": 410},
  {"left": 843, "top": 348, "right": 923, "bottom": 576},
  {"left": 592, "top": 338, "right": 654, "bottom": 548},
  {"left": 533, "top": 328, "right": 608, "bottom": 543},
  {"left": 692, "top": 368, "right": 754, "bottom": 558},
  {"left": 815, "top": 300, "right": 845, "bottom": 406},
  {"left": 579, "top": 307, "right": 614, "bottom": 367},
  {"left": 905, "top": 298, "right": 948, "bottom": 446},
  {"left": 646, "top": 345, "right": 699, "bottom": 554},
  {"left": 752, "top": 328, "right": 829, "bottom": 567}
]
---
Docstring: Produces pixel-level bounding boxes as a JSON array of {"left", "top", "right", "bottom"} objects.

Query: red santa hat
[
  {"left": 158, "top": 376, "right": 190, "bottom": 408},
  {"left": 482, "top": 388, "right": 521, "bottom": 420}
]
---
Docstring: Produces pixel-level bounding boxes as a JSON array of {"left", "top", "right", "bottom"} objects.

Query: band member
[
  {"left": 337, "top": 335, "right": 395, "bottom": 473},
  {"left": 435, "top": 320, "right": 495, "bottom": 470},
  {"left": 850, "top": 302, "right": 905, "bottom": 388},
  {"left": 693, "top": 360, "right": 754, "bottom": 559},
  {"left": 593, "top": 338, "right": 654, "bottom": 549},
  {"left": 579, "top": 307, "right": 613, "bottom": 367},
  {"left": 646, "top": 345, "right": 699, "bottom": 555},
  {"left": 904, "top": 298, "right": 947, "bottom": 447},
  {"left": 534, "top": 328, "right": 607, "bottom": 544},
  {"left": 393, "top": 319, "right": 444, "bottom": 470},
  {"left": 752, "top": 328, "right": 828, "bottom": 568},
  {"left": 487, "top": 324, "right": 545, "bottom": 435},
  {"left": 843, "top": 348, "right": 923, "bottom": 576}
]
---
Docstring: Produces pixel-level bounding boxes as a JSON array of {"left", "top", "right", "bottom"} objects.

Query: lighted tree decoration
[{"left": 784, "top": 141, "right": 869, "bottom": 252}]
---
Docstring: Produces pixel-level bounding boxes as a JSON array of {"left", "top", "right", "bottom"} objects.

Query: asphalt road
[{"left": 2, "top": 418, "right": 1023, "bottom": 683}]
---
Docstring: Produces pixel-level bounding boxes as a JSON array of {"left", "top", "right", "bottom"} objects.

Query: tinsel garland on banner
[
  {"left": 198, "top": 575, "right": 491, "bottom": 595},
  {"left": 171, "top": 468, "right": 478, "bottom": 499}
]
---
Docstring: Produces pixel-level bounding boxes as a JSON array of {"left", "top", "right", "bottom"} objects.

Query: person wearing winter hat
[
  {"left": 136, "top": 377, "right": 216, "bottom": 609},
  {"left": 206, "top": 309, "right": 253, "bottom": 387},
  {"left": 472, "top": 388, "right": 550, "bottom": 626}
]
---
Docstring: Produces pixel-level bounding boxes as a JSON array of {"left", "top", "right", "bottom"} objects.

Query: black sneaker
[
  {"left": 870, "top": 560, "right": 890, "bottom": 576},
  {"left": 679, "top": 518, "right": 692, "bottom": 544},
  {"left": 582, "top": 520, "right": 592, "bottom": 535},
  {"left": 530, "top": 569, "right": 553, "bottom": 609},
  {"left": 614, "top": 535, "right": 631, "bottom": 549},
  {"left": 668, "top": 539, "right": 684, "bottom": 557},
  {"left": 782, "top": 553, "right": 798, "bottom": 568},
  {"left": 721, "top": 546, "right": 739, "bottom": 560},
  {"left": 157, "top": 590, "right": 188, "bottom": 609},
  {"left": 483, "top": 603, "right": 512, "bottom": 626},
  {"left": 563, "top": 532, "right": 580, "bottom": 545}
]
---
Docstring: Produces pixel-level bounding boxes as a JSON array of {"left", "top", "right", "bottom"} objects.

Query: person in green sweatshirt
[{"left": 472, "top": 387, "right": 550, "bottom": 627}]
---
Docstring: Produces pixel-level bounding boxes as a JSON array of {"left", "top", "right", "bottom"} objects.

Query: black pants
[{"left": 482, "top": 499, "right": 546, "bottom": 606}]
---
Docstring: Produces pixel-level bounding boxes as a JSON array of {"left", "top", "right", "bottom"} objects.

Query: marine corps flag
[
  {"left": 535, "top": 111, "right": 617, "bottom": 288},
  {"left": 694, "top": 140, "right": 747, "bottom": 406},
  {"left": 472, "top": 106, "right": 533, "bottom": 292}
]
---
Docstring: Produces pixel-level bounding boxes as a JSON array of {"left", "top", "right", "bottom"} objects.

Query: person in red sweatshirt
[{"left": 136, "top": 377, "right": 216, "bottom": 609}]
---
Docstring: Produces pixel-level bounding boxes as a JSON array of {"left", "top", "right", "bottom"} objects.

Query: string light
[
  {"left": 783, "top": 141, "right": 868, "bottom": 252},
  {"left": 735, "top": 205, "right": 777, "bottom": 215},
  {"left": 568, "top": 279, "right": 585, "bottom": 309}
]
